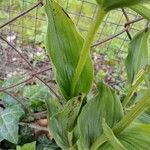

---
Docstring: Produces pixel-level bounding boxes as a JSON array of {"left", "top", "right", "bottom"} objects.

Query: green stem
[
  {"left": 71, "top": 7, "right": 106, "bottom": 96},
  {"left": 114, "top": 92, "right": 150, "bottom": 133},
  {"left": 122, "top": 66, "right": 150, "bottom": 108},
  {"left": 91, "top": 91, "right": 150, "bottom": 150},
  {"left": 90, "top": 134, "right": 106, "bottom": 150}
]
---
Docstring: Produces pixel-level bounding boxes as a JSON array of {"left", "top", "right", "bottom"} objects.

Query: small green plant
[{"left": 44, "top": 0, "right": 150, "bottom": 149}]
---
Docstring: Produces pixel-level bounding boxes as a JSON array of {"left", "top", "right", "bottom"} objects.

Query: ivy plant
[{"left": 44, "top": 0, "right": 150, "bottom": 150}]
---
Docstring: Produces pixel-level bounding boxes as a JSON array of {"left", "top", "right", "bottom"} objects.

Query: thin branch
[
  {"left": 31, "top": 67, "right": 52, "bottom": 76},
  {"left": 0, "top": 1, "right": 43, "bottom": 29},
  {"left": 35, "top": 75, "right": 61, "bottom": 100},
  {"left": 0, "top": 35, "right": 33, "bottom": 70},
  {"left": 122, "top": 8, "right": 132, "bottom": 40},
  {"left": 92, "top": 17, "right": 144, "bottom": 48},
  {"left": 92, "top": 29, "right": 126, "bottom": 48},
  {"left": 0, "top": 35, "right": 60, "bottom": 99},
  {"left": 0, "top": 77, "right": 33, "bottom": 92},
  {"left": 125, "top": 17, "right": 144, "bottom": 26},
  {"left": 0, "top": 67, "right": 52, "bottom": 92}
]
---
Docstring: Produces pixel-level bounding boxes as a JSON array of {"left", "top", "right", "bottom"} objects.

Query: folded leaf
[
  {"left": 125, "top": 29, "right": 150, "bottom": 84},
  {"left": 102, "top": 120, "right": 127, "bottom": 150},
  {"left": 138, "top": 111, "right": 150, "bottom": 123},
  {"left": 0, "top": 105, "right": 24, "bottom": 144},
  {"left": 96, "top": 0, "right": 149, "bottom": 11},
  {"left": 48, "top": 95, "right": 84, "bottom": 149},
  {"left": 45, "top": 0, "right": 93, "bottom": 100},
  {"left": 100, "top": 123, "right": 150, "bottom": 150},
  {"left": 130, "top": 2, "right": 150, "bottom": 20},
  {"left": 17, "top": 141, "right": 36, "bottom": 150},
  {"left": 77, "top": 82, "right": 123, "bottom": 150}
]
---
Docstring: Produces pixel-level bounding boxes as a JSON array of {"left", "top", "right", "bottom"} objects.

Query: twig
[
  {"left": 0, "top": 35, "right": 33, "bottom": 70},
  {"left": 19, "top": 122, "right": 48, "bottom": 132},
  {"left": 125, "top": 17, "right": 144, "bottom": 26},
  {"left": 35, "top": 75, "right": 61, "bottom": 100},
  {"left": 92, "top": 29, "right": 126, "bottom": 48},
  {"left": 0, "top": 68, "right": 51, "bottom": 92},
  {"left": 122, "top": 8, "right": 132, "bottom": 40},
  {"left": 0, "top": 1, "right": 43, "bottom": 29},
  {"left": 0, "top": 77, "right": 33, "bottom": 92},
  {"left": 0, "top": 35, "right": 60, "bottom": 99},
  {"left": 92, "top": 17, "right": 144, "bottom": 48}
]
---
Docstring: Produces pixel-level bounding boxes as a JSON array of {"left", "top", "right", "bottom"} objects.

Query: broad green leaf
[
  {"left": 125, "top": 29, "right": 150, "bottom": 84},
  {"left": 102, "top": 120, "right": 127, "bottom": 150},
  {"left": 2, "top": 95, "right": 19, "bottom": 107},
  {"left": 100, "top": 123, "right": 150, "bottom": 150},
  {"left": 17, "top": 141, "right": 36, "bottom": 150},
  {"left": 96, "top": 0, "right": 149, "bottom": 11},
  {"left": 22, "top": 82, "right": 51, "bottom": 108},
  {"left": 45, "top": 0, "right": 93, "bottom": 100},
  {"left": 48, "top": 95, "right": 84, "bottom": 149},
  {"left": 0, "top": 105, "right": 24, "bottom": 144},
  {"left": 130, "top": 2, "right": 150, "bottom": 20},
  {"left": 77, "top": 82, "right": 123, "bottom": 150}
]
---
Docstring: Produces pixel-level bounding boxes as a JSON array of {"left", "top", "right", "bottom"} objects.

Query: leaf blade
[
  {"left": 48, "top": 95, "right": 84, "bottom": 149},
  {"left": 130, "top": 2, "right": 150, "bottom": 20},
  {"left": 125, "top": 29, "right": 150, "bottom": 84},
  {"left": 96, "top": 0, "right": 150, "bottom": 11},
  {"left": 100, "top": 123, "right": 150, "bottom": 150},
  {"left": 0, "top": 105, "right": 24, "bottom": 144},
  {"left": 77, "top": 82, "right": 124, "bottom": 150},
  {"left": 45, "top": 0, "right": 93, "bottom": 100},
  {"left": 17, "top": 141, "right": 36, "bottom": 150}
]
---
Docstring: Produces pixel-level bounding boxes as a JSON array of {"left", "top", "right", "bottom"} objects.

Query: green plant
[{"left": 44, "top": 0, "right": 150, "bottom": 150}]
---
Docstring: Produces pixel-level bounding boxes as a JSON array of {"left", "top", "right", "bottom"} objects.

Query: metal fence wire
[{"left": 0, "top": 0, "right": 148, "bottom": 100}]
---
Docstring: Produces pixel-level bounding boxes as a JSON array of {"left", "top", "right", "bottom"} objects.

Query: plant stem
[
  {"left": 122, "top": 66, "right": 150, "bottom": 108},
  {"left": 113, "top": 91, "right": 150, "bottom": 133},
  {"left": 71, "top": 7, "right": 106, "bottom": 96},
  {"left": 90, "top": 134, "right": 107, "bottom": 150},
  {"left": 90, "top": 91, "right": 150, "bottom": 150}
]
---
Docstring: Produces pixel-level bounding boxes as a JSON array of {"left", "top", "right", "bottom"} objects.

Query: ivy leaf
[
  {"left": 47, "top": 95, "right": 84, "bottom": 149},
  {"left": 45, "top": 0, "right": 93, "bottom": 100},
  {"left": 100, "top": 123, "right": 150, "bottom": 150},
  {"left": 125, "top": 29, "right": 150, "bottom": 84},
  {"left": 17, "top": 141, "right": 36, "bottom": 150},
  {"left": 77, "top": 82, "right": 123, "bottom": 150},
  {"left": 0, "top": 105, "right": 24, "bottom": 144},
  {"left": 22, "top": 82, "right": 51, "bottom": 108}
]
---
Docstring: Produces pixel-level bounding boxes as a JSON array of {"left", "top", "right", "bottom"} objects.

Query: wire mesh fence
[{"left": 0, "top": 0, "right": 149, "bottom": 100}]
